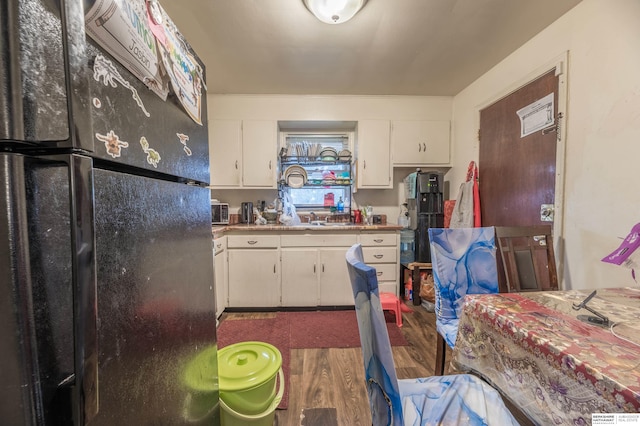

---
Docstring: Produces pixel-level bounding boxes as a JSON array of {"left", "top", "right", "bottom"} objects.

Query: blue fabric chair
[
  {"left": 428, "top": 227, "right": 500, "bottom": 375},
  {"left": 346, "top": 244, "right": 517, "bottom": 426}
]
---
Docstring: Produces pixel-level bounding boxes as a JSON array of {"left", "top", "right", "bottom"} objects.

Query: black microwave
[{"left": 211, "top": 202, "right": 229, "bottom": 224}]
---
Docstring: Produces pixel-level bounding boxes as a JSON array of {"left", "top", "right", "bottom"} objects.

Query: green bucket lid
[
  {"left": 217, "top": 342, "right": 282, "bottom": 392},
  {"left": 183, "top": 345, "right": 219, "bottom": 392}
]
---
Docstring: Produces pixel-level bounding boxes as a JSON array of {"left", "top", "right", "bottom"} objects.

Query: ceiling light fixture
[{"left": 302, "top": 0, "right": 368, "bottom": 25}]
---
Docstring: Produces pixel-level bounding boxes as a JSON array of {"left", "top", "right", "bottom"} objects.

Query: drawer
[
  {"left": 362, "top": 247, "right": 397, "bottom": 264},
  {"left": 214, "top": 236, "right": 227, "bottom": 254},
  {"left": 371, "top": 263, "right": 397, "bottom": 282},
  {"left": 360, "top": 232, "right": 398, "bottom": 247},
  {"left": 227, "top": 235, "right": 280, "bottom": 248},
  {"left": 378, "top": 282, "right": 398, "bottom": 296},
  {"left": 281, "top": 233, "right": 357, "bottom": 247}
]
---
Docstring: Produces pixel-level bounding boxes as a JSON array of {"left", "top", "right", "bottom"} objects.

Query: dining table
[{"left": 451, "top": 287, "right": 640, "bottom": 426}]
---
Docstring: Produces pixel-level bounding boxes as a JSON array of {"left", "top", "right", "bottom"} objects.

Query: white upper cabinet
[
  {"left": 210, "top": 119, "right": 242, "bottom": 187},
  {"left": 391, "top": 120, "right": 451, "bottom": 166},
  {"left": 242, "top": 120, "right": 277, "bottom": 187},
  {"left": 357, "top": 120, "right": 392, "bottom": 189},
  {"left": 210, "top": 119, "right": 277, "bottom": 188}
]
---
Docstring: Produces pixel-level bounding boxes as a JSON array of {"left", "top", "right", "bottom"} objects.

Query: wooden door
[{"left": 479, "top": 70, "right": 559, "bottom": 227}]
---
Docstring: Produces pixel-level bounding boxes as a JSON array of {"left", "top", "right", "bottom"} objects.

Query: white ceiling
[{"left": 160, "top": 0, "right": 582, "bottom": 96}]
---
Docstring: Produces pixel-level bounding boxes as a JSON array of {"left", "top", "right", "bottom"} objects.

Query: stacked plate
[
  {"left": 283, "top": 165, "right": 307, "bottom": 188},
  {"left": 319, "top": 147, "right": 338, "bottom": 161},
  {"left": 338, "top": 149, "right": 351, "bottom": 160}
]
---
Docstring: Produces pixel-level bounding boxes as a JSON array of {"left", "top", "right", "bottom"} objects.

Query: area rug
[
  {"left": 216, "top": 314, "right": 291, "bottom": 409},
  {"left": 284, "top": 310, "right": 409, "bottom": 349}
]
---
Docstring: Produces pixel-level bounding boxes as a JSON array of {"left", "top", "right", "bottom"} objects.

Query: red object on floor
[
  {"left": 380, "top": 292, "right": 402, "bottom": 327},
  {"left": 400, "top": 302, "right": 413, "bottom": 313}
]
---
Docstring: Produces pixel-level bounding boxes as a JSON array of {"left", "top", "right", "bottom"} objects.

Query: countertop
[{"left": 212, "top": 223, "right": 402, "bottom": 237}]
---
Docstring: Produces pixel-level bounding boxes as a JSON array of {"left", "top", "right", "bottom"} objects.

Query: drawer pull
[
  {"left": 247, "top": 240, "right": 258, "bottom": 245},
  {"left": 314, "top": 264, "right": 316, "bottom": 273},
  {"left": 377, "top": 271, "right": 383, "bottom": 276},
  {"left": 373, "top": 239, "right": 383, "bottom": 243},
  {"left": 374, "top": 254, "right": 383, "bottom": 259},
  {"left": 274, "top": 265, "right": 276, "bottom": 273}
]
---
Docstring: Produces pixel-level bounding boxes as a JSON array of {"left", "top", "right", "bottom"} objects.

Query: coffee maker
[{"left": 408, "top": 171, "right": 444, "bottom": 262}]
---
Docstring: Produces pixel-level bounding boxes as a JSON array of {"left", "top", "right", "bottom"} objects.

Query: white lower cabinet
[
  {"left": 214, "top": 236, "right": 227, "bottom": 317},
  {"left": 280, "top": 248, "right": 318, "bottom": 306},
  {"left": 227, "top": 234, "right": 280, "bottom": 307},
  {"left": 318, "top": 247, "right": 354, "bottom": 306},
  {"left": 280, "top": 233, "right": 357, "bottom": 307},
  {"left": 224, "top": 230, "right": 399, "bottom": 307}
]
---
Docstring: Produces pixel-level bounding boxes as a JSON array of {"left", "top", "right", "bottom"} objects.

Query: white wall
[
  {"left": 452, "top": 0, "right": 640, "bottom": 289},
  {"left": 208, "top": 95, "right": 453, "bottom": 221}
]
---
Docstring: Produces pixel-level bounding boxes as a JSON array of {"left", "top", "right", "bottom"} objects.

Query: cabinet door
[
  {"left": 214, "top": 250, "right": 227, "bottom": 317},
  {"left": 281, "top": 249, "right": 318, "bottom": 306},
  {"left": 228, "top": 249, "right": 280, "bottom": 307},
  {"left": 357, "top": 120, "right": 392, "bottom": 188},
  {"left": 319, "top": 247, "right": 353, "bottom": 305},
  {"left": 210, "top": 119, "right": 242, "bottom": 186},
  {"left": 391, "top": 120, "right": 450, "bottom": 165},
  {"left": 242, "top": 120, "right": 277, "bottom": 187}
]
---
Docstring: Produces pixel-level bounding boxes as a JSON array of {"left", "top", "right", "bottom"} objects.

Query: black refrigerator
[{"left": 0, "top": 0, "right": 219, "bottom": 424}]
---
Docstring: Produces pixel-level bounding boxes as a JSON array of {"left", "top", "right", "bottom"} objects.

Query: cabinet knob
[
  {"left": 373, "top": 239, "right": 383, "bottom": 243},
  {"left": 423, "top": 142, "right": 426, "bottom": 151},
  {"left": 247, "top": 240, "right": 258, "bottom": 245},
  {"left": 374, "top": 254, "right": 383, "bottom": 259},
  {"left": 269, "top": 160, "right": 272, "bottom": 170},
  {"left": 363, "top": 160, "right": 366, "bottom": 169},
  {"left": 418, "top": 143, "right": 422, "bottom": 152},
  {"left": 235, "top": 160, "right": 238, "bottom": 169}
]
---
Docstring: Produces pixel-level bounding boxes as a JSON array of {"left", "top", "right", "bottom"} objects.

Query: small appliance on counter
[
  {"left": 211, "top": 200, "right": 230, "bottom": 224},
  {"left": 241, "top": 202, "right": 254, "bottom": 224}
]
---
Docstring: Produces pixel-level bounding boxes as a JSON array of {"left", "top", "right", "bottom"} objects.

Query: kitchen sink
[{"left": 299, "top": 221, "right": 352, "bottom": 227}]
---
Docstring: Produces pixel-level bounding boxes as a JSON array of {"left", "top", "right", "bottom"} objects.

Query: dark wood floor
[{"left": 219, "top": 303, "right": 455, "bottom": 425}]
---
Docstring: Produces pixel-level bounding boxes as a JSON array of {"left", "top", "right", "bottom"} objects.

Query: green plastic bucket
[
  {"left": 183, "top": 345, "right": 220, "bottom": 423},
  {"left": 219, "top": 369, "right": 283, "bottom": 426},
  {"left": 217, "top": 342, "right": 283, "bottom": 425}
]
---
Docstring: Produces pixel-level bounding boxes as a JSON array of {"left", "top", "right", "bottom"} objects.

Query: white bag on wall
[{"left": 449, "top": 180, "right": 474, "bottom": 228}]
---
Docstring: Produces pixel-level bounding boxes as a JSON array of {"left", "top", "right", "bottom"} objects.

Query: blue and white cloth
[{"left": 429, "top": 227, "right": 499, "bottom": 348}]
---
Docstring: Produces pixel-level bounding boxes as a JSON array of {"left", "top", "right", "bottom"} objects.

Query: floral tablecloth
[{"left": 452, "top": 287, "right": 640, "bottom": 425}]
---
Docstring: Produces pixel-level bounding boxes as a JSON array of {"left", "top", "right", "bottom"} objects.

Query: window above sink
[{"left": 278, "top": 130, "right": 354, "bottom": 215}]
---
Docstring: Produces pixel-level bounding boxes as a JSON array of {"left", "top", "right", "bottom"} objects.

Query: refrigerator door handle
[{"left": 68, "top": 154, "right": 99, "bottom": 422}]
